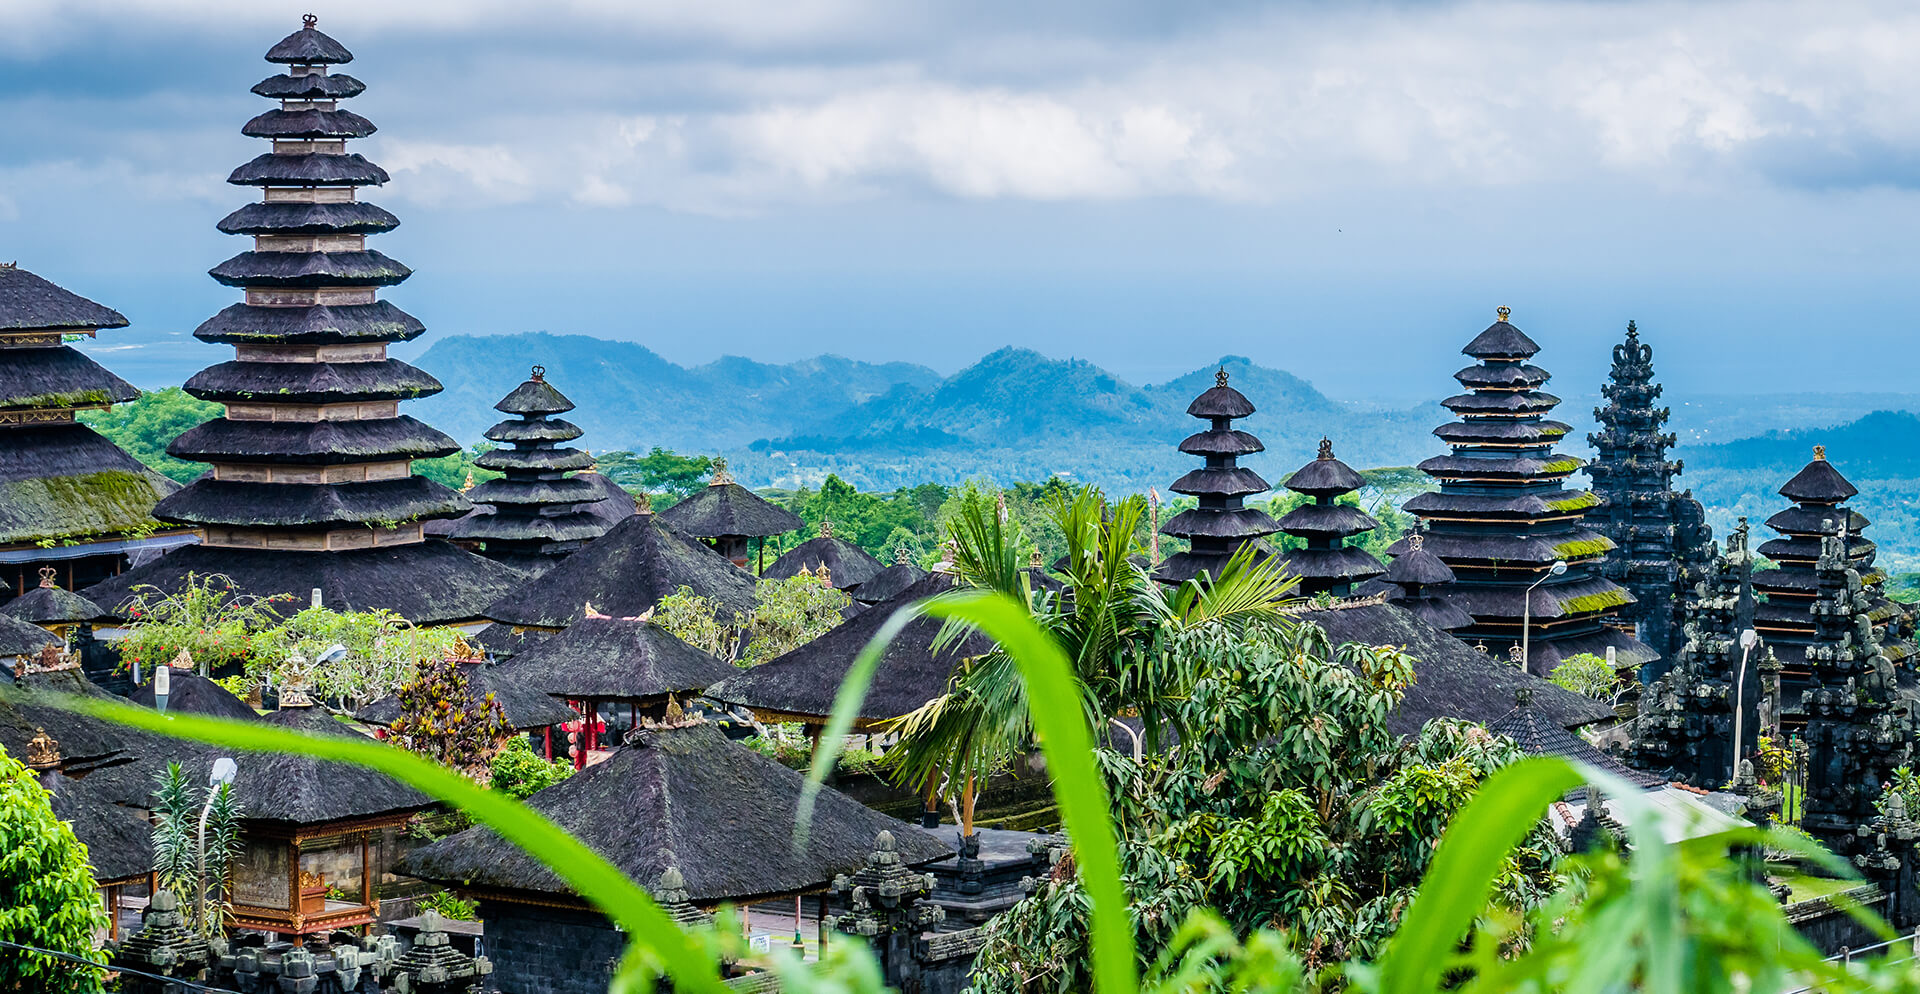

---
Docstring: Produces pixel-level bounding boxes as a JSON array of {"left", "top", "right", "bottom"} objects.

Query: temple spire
[
  {"left": 1274, "top": 438, "right": 1383, "bottom": 597},
  {"left": 450, "top": 365, "right": 614, "bottom": 568},
  {"left": 1154, "top": 360, "right": 1280, "bottom": 585}
]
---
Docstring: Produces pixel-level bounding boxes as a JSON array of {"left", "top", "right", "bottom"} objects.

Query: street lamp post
[
  {"left": 197, "top": 757, "right": 237, "bottom": 935},
  {"left": 1731, "top": 629, "right": 1759, "bottom": 785},
  {"left": 1519, "top": 560, "right": 1568, "bottom": 671}
]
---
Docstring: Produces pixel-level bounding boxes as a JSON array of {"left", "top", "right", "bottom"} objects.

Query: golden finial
[
  {"left": 1408, "top": 533, "right": 1424, "bottom": 552},
  {"left": 1029, "top": 549, "right": 1043, "bottom": 569},
  {"left": 25, "top": 727, "right": 60, "bottom": 770},
  {"left": 819, "top": 565, "right": 834, "bottom": 587},
  {"left": 1214, "top": 367, "right": 1228, "bottom": 388},
  {"left": 634, "top": 491, "right": 653, "bottom": 514},
  {"left": 1496, "top": 306, "right": 1511, "bottom": 323},
  {"left": 37, "top": 566, "right": 56, "bottom": 589},
  {"left": 894, "top": 546, "right": 911, "bottom": 566},
  {"left": 461, "top": 469, "right": 475, "bottom": 492},
  {"left": 662, "top": 694, "right": 687, "bottom": 726},
  {"left": 820, "top": 519, "right": 833, "bottom": 539},
  {"left": 170, "top": 647, "right": 193, "bottom": 671},
  {"left": 530, "top": 364, "right": 546, "bottom": 382},
  {"left": 1317, "top": 437, "right": 1333, "bottom": 460},
  {"left": 1813, "top": 444, "right": 1827, "bottom": 461},
  {"left": 709, "top": 458, "right": 733, "bottom": 487}
]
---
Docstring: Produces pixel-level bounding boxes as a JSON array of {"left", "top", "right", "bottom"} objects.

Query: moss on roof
[{"left": 0, "top": 468, "right": 174, "bottom": 546}]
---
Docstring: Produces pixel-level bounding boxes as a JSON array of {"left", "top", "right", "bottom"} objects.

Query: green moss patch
[
  {"left": 1553, "top": 537, "right": 1614, "bottom": 559},
  {"left": 1546, "top": 492, "right": 1601, "bottom": 512},
  {"left": 0, "top": 469, "right": 171, "bottom": 545},
  {"left": 1562, "top": 589, "right": 1633, "bottom": 614}
]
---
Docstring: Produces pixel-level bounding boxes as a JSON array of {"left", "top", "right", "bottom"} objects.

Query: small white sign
[{"left": 749, "top": 935, "right": 772, "bottom": 953}]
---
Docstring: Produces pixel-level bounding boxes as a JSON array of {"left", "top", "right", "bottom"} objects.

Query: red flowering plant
[
  {"left": 386, "top": 652, "right": 513, "bottom": 779},
  {"left": 113, "top": 573, "right": 293, "bottom": 678}
]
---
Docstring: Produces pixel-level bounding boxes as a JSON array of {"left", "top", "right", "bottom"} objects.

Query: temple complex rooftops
[
  {"left": 763, "top": 521, "right": 885, "bottom": 591},
  {"left": 853, "top": 549, "right": 927, "bottom": 606},
  {"left": 658, "top": 460, "right": 803, "bottom": 568},
  {"left": 483, "top": 511, "right": 755, "bottom": 630},
  {"left": 400, "top": 720, "right": 950, "bottom": 905},
  {"left": 127, "top": 669, "right": 260, "bottom": 722},
  {"left": 1367, "top": 533, "right": 1475, "bottom": 631},
  {"left": 486, "top": 615, "right": 737, "bottom": 705},
  {"left": 1157, "top": 367, "right": 1280, "bottom": 585},
  {"left": 3, "top": 569, "right": 102, "bottom": 626},
  {"left": 355, "top": 658, "right": 578, "bottom": 731}
]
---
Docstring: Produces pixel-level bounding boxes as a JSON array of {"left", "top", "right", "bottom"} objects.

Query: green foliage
[
  {"left": 413, "top": 443, "right": 501, "bottom": 491},
  {"left": 596, "top": 447, "right": 714, "bottom": 507},
  {"left": 78, "top": 386, "right": 220, "bottom": 483},
  {"left": 0, "top": 745, "right": 108, "bottom": 993},
  {"left": 389, "top": 656, "right": 515, "bottom": 778},
  {"left": 655, "top": 576, "right": 851, "bottom": 667},
  {"left": 490, "top": 735, "right": 575, "bottom": 799},
  {"left": 251, "top": 604, "right": 465, "bottom": 711},
  {"left": 1548, "top": 652, "right": 1620, "bottom": 700},
  {"left": 420, "top": 889, "right": 480, "bottom": 922},
  {"left": 149, "top": 761, "right": 242, "bottom": 936},
  {"left": 653, "top": 586, "right": 740, "bottom": 660},
  {"left": 743, "top": 729, "right": 887, "bottom": 777},
  {"left": 1877, "top": 765, "right": 1920, "bottom": 817},
  {"left": 113, "top": 573, "right": 294, "bottom": 676},
  {"left": 1263, "top": 490, "right": 1411, "bottom": 561},
  {"left": 777, "top": 474, "right": 951, "bottom": 563}
]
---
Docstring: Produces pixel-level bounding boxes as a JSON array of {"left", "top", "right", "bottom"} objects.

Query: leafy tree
[
  {"left": 489, "top": 736, "right": 574, "bottom": 799},
  {"left": 653, "top": 575, "right": 851, "bottom": 666},
  {"left": 654, "top": 586, "right": 740, "bottom": 660},
  {"left": 780, "top": 474, "right": 950, "bottom": 563},
  {"left": 149, "top": 761, "right": 241, "bottom": 937},
  {"left": 387, "top": 656, "right": 514, "bottom": 778},
  {"left": 0, "top": 746, "right": 108, "bottom": 993},
  {"left": 413, "top": 443, "right": 500, "bottom": 491},
  {"left": 78, "top": 386, "right": 220, "bottom": 483},
  {"left": 596, "top": 447, "right": 714, "bottom": 505},
  {"left": 253, "top": 605, "right": 465, "bottom": 711},
  {"left": 113, "top": 573, "right": 294, "bottom": 677},
  {"left": 1548, "top": 652, "right": 1621, "bottom": 700}
]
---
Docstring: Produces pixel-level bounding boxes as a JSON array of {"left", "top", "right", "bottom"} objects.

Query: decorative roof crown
[
  {"left": 37, "top": 566, "right": 55, "bottom": 589},
  {"left": 1215, "top": 367, "right": 1229, "bottom": 387},
  {"left": 709, "top": 458, "right": 733, "bottom": 487}
]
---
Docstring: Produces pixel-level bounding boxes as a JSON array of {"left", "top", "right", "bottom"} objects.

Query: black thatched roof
[
  {"left": 495, "top": 373, "right": 574, "bottom": 416},
  {"left": 1454, "top": 362, "right": 1549, "bottom": 389},
  {"left": 1779, "top": 450, "right": 1858, "bottom": 504},
  {"left": 45, "top": 774, "right": 154, "bottom": 883},
  {"left": 0, "top": 611, "right": 58, "bottom": 657},
  {"left": 356, "top": 661, "right": 577, "bottom": 730},
  {"left": 484, "top": 514, "right": 756, "bottom": 629},
  {"left": 1, "top": 669, "right": 199, "bottom": 774},
  {"left": 493, "top": 616, "right": 737, "bottom": 702},
  {"left": 449, "top": 509, "right": 610, "bottom": 546},
  {"left": 1278, "top": 546, "right": 1385, "bottom": 581},
  {"left": 706, "top": 572, "right": 980, "bottom": 723},
  {"left": 1434, "top": 420, "right": 1571, "bottom": 445},
  {"left": 168, "top": 416, "right": 457, "bottom": 465},
  {"left": 485, "top": 418, "right": 582, "bottom": 444},
  {"left": 227, "top": 153, "right": 389, "bottom": 187},
  {"left": 1438, "top": 391, "right": 1564, "bottom": 416},
  {"left": 126, "top": 670, "right": 260, "bottom": 722},
  {"left": 241, "top": 107, "right": 376, "bottom": 139},
  {"left": 1160, "top": 506, "right": 1279, "bottom": 540},
  {"left": 1767, "top": 506, "right": 1869, "bottom": 536},
  {"left": 252, "top": 72, "right": 365, "bottom": 99},
  {"left": 469, "top": 622, "right": 551, "bottom": 660},
  {"left": 1461, "top": 311, "right": 1541, "bottom": 359},
  {"left": 0, "top": 265, "right": 128, "bottom": 332},
  {"left": 658, "top": 482, "right": 802, "bottom": 540},
  {"left": 1169, "top": 466, "right": 1269, "bottom": 498},
  {"left": 84, "top": 540, "right": 527, "bottom": 627},
  {"left": 1283, "top": 439, "right": 1366, "bottom": 496},
  {"left": 1487, "top": 693, "right": 1664, "bottom": 789},
  {"left": 0, "top": 423, "right": 176, "bottom": 547},
  {"left": 399, "top": 722, "right": 949, "bottom": 904},
  {"left": 1274, "top": 503, "right": 1378, "bottom": 539},
  {"left": 266, "top": 20, "right": 355, "bottom": 64},
  {"left": 1186, "top": 370, "right": 1256, "bottom": 419},
  {"left": 850, "top": 561, "right": 925, "bottom": 606},
  {"left": 1179, "top": 427, "right": 1263, "bottom": 457},
  {"left": 184, "top": 358, "right": 441, "bottom": 404},
  {"left": 763, "top": 536, "right": 884, "bottom": 590},
  {"left": 0, "top": 345, "right": 138, "bottom": 411},
  {"left": 154, "top": 476, "right": 470, "bottom": 530},
  {"left": 475, "top": 447, "right": 595, "bottom": 474},
  {"left": 194, "top": 301, "right": 425, "bottom": 345},
  {"left": 1381, "top": 541, "right": 1457, "bottom": 587},
  {"left": 2, "top": 580, "right": 101, "bottom": 625},
  {"left": 466, "top": 476, "right": 602, "bottom": 507},
  {"left": 210, "top": 250, "right": 410, "bottom": 288},
  {"left": 576, "top": 474, "right": 640, "bottom": 528},
  {"left": 1299, "top": 601, "right": 1614, "bottom": 736},
  {"left": 215, "top": 200, "right": 399, "bottom": 235}
]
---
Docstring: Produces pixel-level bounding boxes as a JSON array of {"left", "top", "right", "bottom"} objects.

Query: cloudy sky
[{"left": 5, "top": 0, "right": 1918, "bottom": 401}]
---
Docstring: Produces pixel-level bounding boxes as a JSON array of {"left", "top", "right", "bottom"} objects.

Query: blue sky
[{"left": 5, "top": 0, "right": 1919, "bottom": 402}]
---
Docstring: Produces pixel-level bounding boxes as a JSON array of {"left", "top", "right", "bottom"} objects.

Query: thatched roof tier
[
  {"left": 484, "top": 417, "right": 583, "bottom": 444},
  {"left": 1778, "top": 450, "right": 1858, "bottom": 504},
  {"left": 45, "top": 774, "right": 154, "bottom": 883},
  {"left": 1274, "top": 503, "right": 1377, "bottom": 539},
  {"left": 658, "top": 482, "right": 802, "bottom": 540},
  {"left": 227, "top": 152, "right": 389, "bottom": 187},
  {"left": 1400, "top": 528, "right": 1614, "bottom": 568},
  {"left": 84, "top": 540, "right": 526, "bottom": 626},
  {"left": 183, "top": 358, "right": 441, "bottom": 404},
  {"left": 1453, "top": 362, "right": 1550, "bottom": 389},
  {"left": 1279, "top": 546, "right": 1385, "bottom": 582},
  {"left": 0, "top": 266, "right": 129, "bottom": 332},
  {"left": 575, "top": 474, "right": 640, "bottom": 528},
  {"left": 852, "top": 561, "right": 924, "bottom": 605},
  {"left": 1380, "top": 540, "right": 1457, "bottom": 587},
  {"left": 484, "top": 513, "right": 755, "bottom": 629},
  {"left": 0, "top": 611, "right": 58, "bottom": 657},
  {"left": 450, "top": 509, "right": 610, "bottom": 546},
  {"left": 241, "top": 107, "right": 376, "bottom": 139},
  {"left": 127, "top": 670, "right": 259, "bottom": 721},
  {"left": 402, "top": 722, "right": 948, "bottom": 904},
  {"left": 1282, "top": 441, "right": 1366, "bottom": 496},
  {"left": 1461, "top": 316, "right": 1542, "bottom": 359},
  {"left": 1487, "top": 693, "right": 1664, "bottom": 788},
  {"left": 1766, "top": 506, "right": 1870, "bottom": 536},
  {"left": 474, "top": 446, "right": 594, "bottom": 474},
  {"left": 1416, "top": 453, "right": 1584, "bottom": 480},
  {"left": 356, "top": 661, "right": 577, "bottom": 730},
  {"left": 217, "top": 201, "right": 399, "bottom": 236},
  {"left": 167, "top": 416, "right": 457, "bottom": 465},
  {"left": 2, "top": 579, "right": 101, "bottom": 625},
  {"left": 209, "top": 249, "right": 411, "bottom": 288},
  {"left": 466, "top": 476, "right": 602, "bottom": 507},
  {"left": 251, "top": 72, "right": 366, "bottom": 99},
  {"left": 194, "top": 301, "right": 424, "bottom": 345},
  {"left": 494, "top": 616, "right": 736, "bottom": 702},
  {"left": 0, "top": 345, "right": 139, "bottom": 411},
  {"left": 155, "top": 477, "right": 469, "bottom": 530},
  {"left": 1434, "top": 420, "right": 1572, "bottom": 445},
  {"left": 1185, "top": 379, "right": 1256, "bottom": 419},
  {"left": 1168, "top": 466, "right": 1269, "bottom": 499},
  {"left": 1758, "top": 534, "right": 1877, "bottom": 567},
  {"left": 1437, "top": 574, "right": 1640, "bottom": 626},
  {"left": 1178, "top": 427, "right": 1263, "bottom": 457},
  {"left": 494, "top": 376, "right": 574, "bottom": 416},
  {"left": 1401, "top": 490, "right": 1595, "bottom": 519},
  {"left": 1160, "top": 506, "right": 1278, "bottom": 540},
  {"left": 1273, "top": 438, "right": 1383, "bottom": 596},
  {"left": 469, "top": 622, "right": 550, "bottom": 660},
  {"left": 0, "top": 424, "right": 176, "bottom": 547},
  {"left": 707, "top": 572, "right": 982, "bottom": 724},
  {"left": 0, "top": 670, "right": 160, "bottom": 772},
  {"left": 763, "top": 536, "right": 884, "bottom": 589},
  {"left": 1300, "top": 601, "right": 1613, "bottom": 736},
  {"left": 157, "top": 706, "right": 427, "bottom": 826},
  {"left": 266, "top": 19, "right": 355, "bottom": 64},
  {"left": 1439, "top": 391, "right": 1563, "bottom": 416},
  {"left": 1156, "top": 544, "right": 1277, "bottom": 587}
]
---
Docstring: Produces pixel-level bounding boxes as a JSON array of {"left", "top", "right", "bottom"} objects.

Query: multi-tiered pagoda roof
[
  {"left": 1753, "top": 447, "right": 1912, "bottom": 693},
  {"left": 86, "top": 18, "right": 521, "bottom": 624},
  {"left": 450, "top": 366, "right": 612, "bottom": 570},
  {"left": 0, "top": 265, "right": 189, "bottom": 601},
  {"left": 1275, "top": 439, "right": 1383, "bottom": 597},
  {"left": 1585, "top": 322, "right": 1712, "bottom": 666},
  {"left": 1156, "top": 368, "right": 1280, "bottom": 585},
  {"left": 1404, "top": 308, "right": 1654, "bottom": 675}
]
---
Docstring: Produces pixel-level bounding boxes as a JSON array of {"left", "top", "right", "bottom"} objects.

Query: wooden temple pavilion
[
  {"left": 1156, "top": 367, "right": 1282, "bottom": 584},
  {"left": 1274, "top": 439, "right": 1385, "bottom": 597},
  {"left": 1585, "top": 322, "right": 1713, "bottom": 667},
  {"left": 42, "top": 771, "right": 157, "bottom": 941},
  {"left": 483, "top": 509, "right": 755, "bottom": 631},
  {"left": 399, "top": 719, "right": 950, "bottom": 994},
  {"left": 658, "top": 459, "right": 803, "bottom": 569},
  {"left": 0, "top": 265, "right": 192, "bottom": 602},
  {"left": 763, "top": 520, "right": 885, "bottom": 594},
  {"left": 82, "top": 17, "right": 523, "bottom": 627},
  {"left": 1752, "top": 446, "right": 1913, "bottom": 699},
  {"left": 449, "top": 366, "right": 614, "bottom": 572},
  {"left": 1402, "top": 308, "right": 1655, "bottom": 676}
]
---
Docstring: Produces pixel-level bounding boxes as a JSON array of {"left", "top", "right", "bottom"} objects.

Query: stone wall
[{"left": 477, "top": 899, "right": 625, "bottom": 994}]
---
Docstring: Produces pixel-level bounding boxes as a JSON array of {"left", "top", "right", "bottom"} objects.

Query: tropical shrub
[
  {"left": 113, "top": 573, "right": 292, "bottom": 677},
  {"left": 0, "top": 746, "right": 108, "bottom": 994},
  {"left": 252, "top": 605, "right": 465, "bottom": 711},
  {"left": 1548, "top": 652, "right": 1620, "bottom": 700},
  {"left": 419, "top": 889, "right": 480, "bottom": 922},
  {"left": 387, "top": 656, "right": 514, "bottom": 778},
  {"left": 149, "top": 761, "right": 241, "bottom": 936},
  {"left": 490, "top": 735, "right": 574, "bottom": 799},
  {"left": 655, "top": 574, "right": 850, "bottom": 667}
]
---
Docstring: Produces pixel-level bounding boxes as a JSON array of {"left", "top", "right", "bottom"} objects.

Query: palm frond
[{"left": 1170, "top": 542, "right": 1300, "bottom": 629}]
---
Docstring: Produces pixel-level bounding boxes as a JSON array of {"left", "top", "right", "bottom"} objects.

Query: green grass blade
[
  {"left": 45, "top": 694, "right": 724, "bottom": 994},
  {"left": 1378, "top": 755, "right": 1583, "bottom": 994}
]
